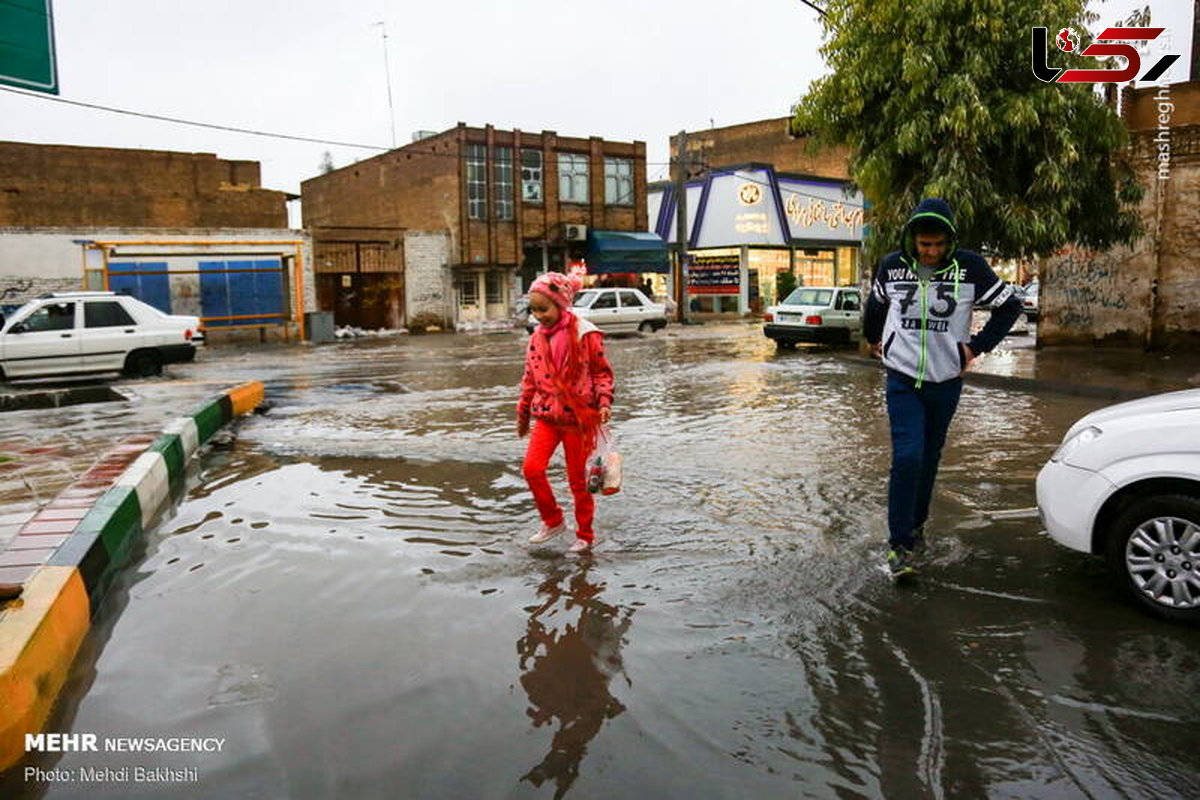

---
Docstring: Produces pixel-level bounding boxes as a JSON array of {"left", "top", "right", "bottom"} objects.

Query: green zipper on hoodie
[{"left": 911, "top": 257, "right": 961, "bottom": 389}]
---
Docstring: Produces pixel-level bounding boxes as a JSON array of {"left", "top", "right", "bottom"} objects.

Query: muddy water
[{"left": 12, "top": 327, "right": 1200, "bottom": 799}]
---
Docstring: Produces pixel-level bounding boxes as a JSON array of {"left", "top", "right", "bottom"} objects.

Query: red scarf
[{"left": 539, "top": 311, "right": 600, "bottom": 446}]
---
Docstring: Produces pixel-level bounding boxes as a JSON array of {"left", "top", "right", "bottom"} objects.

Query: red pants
[{"left": 523, "top": 420, "right": 594, "bottom": 541}]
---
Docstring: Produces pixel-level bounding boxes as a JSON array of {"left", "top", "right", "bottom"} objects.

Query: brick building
[
  {"left": 1038, "top": 81, "right": 1200, "bottom": 349},
  {"left": 0, "top": 141, "right": 288, "bottom": 228},
  {"left": 301, "top": 123, "right": 662, "bottom": 329},
  {"left": 670, "top": 117, "right": 853, "bottom": 181}
]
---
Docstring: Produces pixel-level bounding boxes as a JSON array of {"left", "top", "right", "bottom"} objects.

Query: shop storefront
[{"left": 648, "top": 165, "right": 865, "bottom": 315}]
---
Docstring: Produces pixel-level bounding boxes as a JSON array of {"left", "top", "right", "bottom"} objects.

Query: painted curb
[{"left": 0, "top": 380, "right": 264, "bottom": 772}]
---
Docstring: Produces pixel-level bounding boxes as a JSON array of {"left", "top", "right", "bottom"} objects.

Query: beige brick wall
[
  {"left": 671, "top": 117, "right": 852, "bottom": 179},
  {"left": 1039, "top": 121, "right": 1200, "bottom": 348},
  {"left": 0, "top": 141, "right": 287, "bottom": 228}
]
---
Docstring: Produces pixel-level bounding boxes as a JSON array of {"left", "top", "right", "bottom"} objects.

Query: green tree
[{"left": 791, "top": 0, "right": 1143, "bottom": 262}]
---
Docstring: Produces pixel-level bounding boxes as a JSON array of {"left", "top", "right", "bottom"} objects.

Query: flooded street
[{"left": 8, "top": 325, "right": 1200, "bottom": 799}]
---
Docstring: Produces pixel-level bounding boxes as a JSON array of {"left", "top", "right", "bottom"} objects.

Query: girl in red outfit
[{"left": 517, "top": 272, "right": 614, "bottom": 553}]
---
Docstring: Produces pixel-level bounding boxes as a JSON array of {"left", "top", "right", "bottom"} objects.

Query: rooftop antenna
[{"left": 372, "top": 20, "right": 398, "bottom": 149}]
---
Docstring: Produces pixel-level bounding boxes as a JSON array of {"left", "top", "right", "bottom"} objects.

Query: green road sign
[{"left": 0, "top": 0, "right": 58, "bottom": 94}]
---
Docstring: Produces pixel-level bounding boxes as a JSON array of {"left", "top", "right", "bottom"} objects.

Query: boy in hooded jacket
[{"left": 863, "top": 198, "right": 1023, "bottom": 576}]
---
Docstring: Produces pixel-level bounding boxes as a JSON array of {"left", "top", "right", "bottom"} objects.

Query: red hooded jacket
[{"left": 518, "top": 316, "right": 614, "bottom": 427}]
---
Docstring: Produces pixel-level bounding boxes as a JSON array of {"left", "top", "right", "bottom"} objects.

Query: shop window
[
  {"left": 521, "top": 149, "right": 543, "bottom": 203},
  {"left": 558, "top": 153, "right": 589, "bottom": 203},
  {"left": 486, "top": 271, "right": 504, "bottom": 304},
  {"left": 494, "top": 147, "right": 513, "bottom": 220},
  {"left": 604, "top": 158, "right": 634, "bottom": 206},
  {"left": 466, "top": 145, "right": 487, "bottom": 220}
]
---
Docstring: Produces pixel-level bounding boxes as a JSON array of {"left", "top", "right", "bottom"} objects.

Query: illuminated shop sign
[{"left": 688, "top": 253, "right": 740, "bottom": 295}]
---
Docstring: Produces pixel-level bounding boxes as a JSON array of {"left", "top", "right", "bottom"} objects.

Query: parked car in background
[
  {"left": 763, "top": 286, "right": 862, "bottom": 348},
  {"left": 1036, "top": 388, "right": 1200, "bottom": 622},
  {"left": 526, "top": 287, "right": 668, "bottom": 334},
  {"left": 0, "top": 292, "right": 203, "bottom": 381},
  {"left": 1022, "top": 280, "right": 1039, "bottom": 321}
]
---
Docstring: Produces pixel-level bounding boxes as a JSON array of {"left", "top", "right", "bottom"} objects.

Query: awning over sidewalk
[{"left": 585, "top": 230, "right": 669, "bottom": 274}]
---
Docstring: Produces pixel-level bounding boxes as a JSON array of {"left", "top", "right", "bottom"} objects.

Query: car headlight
[{"left": 1051, "top": 425, "right": 1102, "bottom": 463}]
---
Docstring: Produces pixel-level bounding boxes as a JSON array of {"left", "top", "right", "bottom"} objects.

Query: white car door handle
[
  {"left": 60, "top": 333, "right": 72, "bottom": 338},
  {"left": 124, "top": 329, "right": 136, "bottom": 334}
]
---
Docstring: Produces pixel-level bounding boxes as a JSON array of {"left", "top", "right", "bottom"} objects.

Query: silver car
[{"left": 526, "top": 288, "right": 668, "bottom": 334}]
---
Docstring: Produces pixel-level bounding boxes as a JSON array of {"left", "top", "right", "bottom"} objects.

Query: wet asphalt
[{"left": 3, "top": 324, "right": 1198, "bottom": 799}]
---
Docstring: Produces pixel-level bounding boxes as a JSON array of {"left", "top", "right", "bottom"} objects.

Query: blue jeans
[{"left": 885, "top": 369, "right": 962, "bottom": 549}]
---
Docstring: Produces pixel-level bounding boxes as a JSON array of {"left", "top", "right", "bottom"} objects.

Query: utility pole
[{"left": 673, "top": 129, "right": 690, "bottom": 323}]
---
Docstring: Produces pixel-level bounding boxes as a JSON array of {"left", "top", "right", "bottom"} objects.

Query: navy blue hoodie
[{"left": 863, "top": 198, "right": 1022, "bottom": 385}]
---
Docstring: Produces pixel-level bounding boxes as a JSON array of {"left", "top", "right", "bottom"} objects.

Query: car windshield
[
  {"left": 1025, "top": 283, "right": 1039, "bottom": 298},
  {"left": 782, "top": 288, "right": 834, "bottom": 307},
  {"left": 572, "top": 291, "right": 597, "bottom": 308}
]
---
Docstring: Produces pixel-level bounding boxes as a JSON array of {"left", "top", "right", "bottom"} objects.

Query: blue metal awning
[{"left": 585, "top": 230, "right": 670, "bottom": 274}]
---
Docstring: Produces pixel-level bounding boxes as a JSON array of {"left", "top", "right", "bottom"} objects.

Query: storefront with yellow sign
[{"left": 647, "top": 164, "right": 865, "bottom": 315}]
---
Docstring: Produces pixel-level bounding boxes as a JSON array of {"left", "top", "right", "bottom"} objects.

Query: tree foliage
[{"left": 791, "top": 0, "right": 1144, "bottom": 261}]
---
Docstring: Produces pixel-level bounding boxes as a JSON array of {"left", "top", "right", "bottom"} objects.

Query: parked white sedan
[
  {"left": 0, "top": 291, "right": 203, "bottom": 381},
  {"left": 526, "top": 288, "right": 668, "bottom": 334},
  {"left": 1036, "top": 388, "right": 1200, "bottom": 622},
  {"left": 763, "top": 286, "right": 862, "bottom": 348}
]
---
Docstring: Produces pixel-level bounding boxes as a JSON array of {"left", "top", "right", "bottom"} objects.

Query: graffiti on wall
[
  {"left": 1048, "top": 247, "right": 1139, "bottom": 333},
  {"left": 0, "top": 279, "right": 33, "bottom": 300}
]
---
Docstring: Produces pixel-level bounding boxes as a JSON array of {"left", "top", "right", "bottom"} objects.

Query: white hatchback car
[
  {"left": 526, "top": 288, "right": 668, "bottom": 334},
  {"left": 763, "top": 286, "right": 862, "bottom": 348},
  {"left": 0, "top": 292, "right": 203, "bottom": 381},
  {"left": 1036, "top": 388, "right": 1200, "bottom": 622}
]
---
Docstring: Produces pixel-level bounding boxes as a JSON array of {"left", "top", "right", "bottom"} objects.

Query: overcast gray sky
[{"left": 0, "top": 0, "right": 1192, "bottom": 221}]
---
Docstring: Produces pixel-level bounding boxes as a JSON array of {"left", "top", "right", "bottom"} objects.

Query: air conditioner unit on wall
[{"left": 564, "top": 224, "right": 587, "bottom": 242}]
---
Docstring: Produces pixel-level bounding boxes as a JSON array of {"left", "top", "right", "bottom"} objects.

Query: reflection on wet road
[{"left": 11, "top": 326, "right": 1200, "bottom": 799}]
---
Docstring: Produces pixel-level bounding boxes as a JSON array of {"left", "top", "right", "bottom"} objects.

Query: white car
[
  {"left": 1036, "top": 388, "right": 1200, "bottom": 622},
  {"left": 526, "top": 287, "right": 668, "bottom": 334},
  {"left": 763, "top": 286, "right": 862, "bottom": 348},
  {"left": 1022, "top": 281, "right": 1039, "bottom": 322},
  {"left": 0, "top": 291, "right": 203, "bottom": 381}
]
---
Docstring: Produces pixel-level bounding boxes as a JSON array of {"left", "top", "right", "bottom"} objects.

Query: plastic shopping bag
[{"left": 587, "top": 426, "right": 622, "bottom": 495}]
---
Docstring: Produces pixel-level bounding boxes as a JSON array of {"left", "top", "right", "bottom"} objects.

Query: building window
[
  {"left": 521, "top": 149, "right": 543, "bottom": 203},
  {"left": 486, "top": 271, "right": 504, "bottom": 304},
  {"left": 456, "top": 273, "right": 478, "bottom": 306},
  {"left": 604, "top": 158, "right": 634, "bottom": 206},
  {"left": 558, "top": 153, "right": 589, "bottom": 203},
  {"left": 494, "top": 147, "right": 513, "bottom": 221},
  {"left": 466, "top": 144, "right": 487, "bottom": 220}
]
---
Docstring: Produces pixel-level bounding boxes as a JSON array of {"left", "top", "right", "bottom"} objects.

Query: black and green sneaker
[
  {"left": 887, "top": 546, "right": 917, "bottom": 578},
  {"left": 911, "top": 526, "right": 926, "bottom": 556}
]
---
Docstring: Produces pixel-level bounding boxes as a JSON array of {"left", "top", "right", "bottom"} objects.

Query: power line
[
  {"left": 798, "top": 0, "right": 827, "bottom": 17},
  {"left": 1, "top": 84, "right": 862, "bottom": 206},
  {"left": 0, "top": 85, "right": 391, "bottom": 151}
]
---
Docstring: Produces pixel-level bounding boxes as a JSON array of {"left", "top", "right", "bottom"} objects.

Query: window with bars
[
  {"left": 466, "top": 144, "right": 487, "bottom": 220},
  {"left": 494, "top": 147, "right": 513, "bottom": 220},
  {"left": 521, "top": 149, "right": 543, "bottom": 203},
  {"left": 456, "top": 274, "right": 479, "bottom": 306},
  {"left": 558, "top": 153, "right": 589, "bottom": 204},
  {"left": 604, "top": 158, "right": 634, "bottom": 206},
  {"left": 486, "top": 271, "right": 504, "bottom": 304}
]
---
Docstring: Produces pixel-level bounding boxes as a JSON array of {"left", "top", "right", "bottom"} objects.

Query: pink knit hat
[{"left": 528, "top": 271, "right": 583, "bottom": 311}]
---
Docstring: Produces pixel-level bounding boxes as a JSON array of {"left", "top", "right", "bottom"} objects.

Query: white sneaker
[
  {"left": 529, "top": 521, "right": 567, "bottom": 544},
  {"left": 567, "top": 538, "right": 593, "bottom": 554}
]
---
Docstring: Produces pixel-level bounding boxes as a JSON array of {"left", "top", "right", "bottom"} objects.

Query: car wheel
[
  {"left": 1104, "top": 493, "right": 1200, "bottom": 622},
  {"left": 638, "top": 321, "right": 654, "bottom": 333},
  {"left": 124, "top": 349, "right": 163, "bottom": 378}
]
